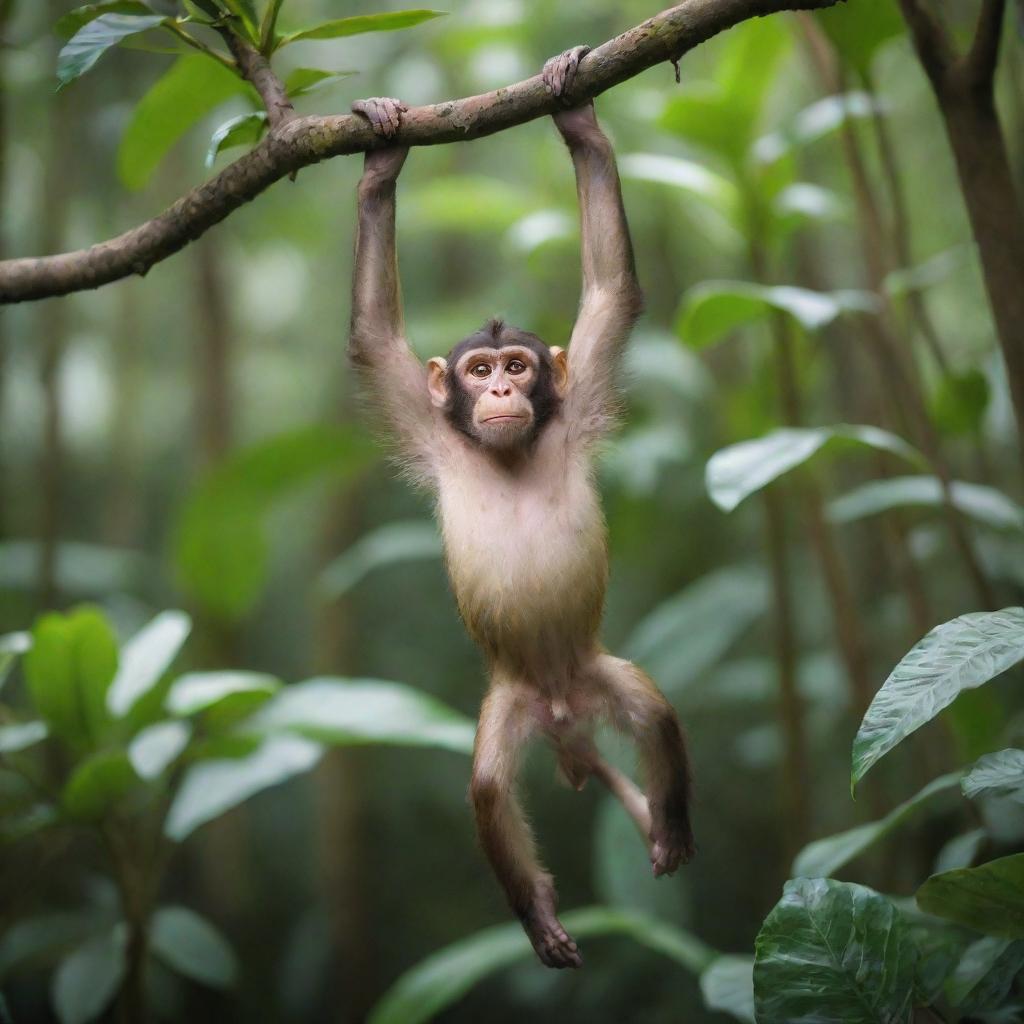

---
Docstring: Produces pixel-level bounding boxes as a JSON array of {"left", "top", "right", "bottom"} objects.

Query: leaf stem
[{"left": 161, "top": 20, "right": 238, "bottom": 73}]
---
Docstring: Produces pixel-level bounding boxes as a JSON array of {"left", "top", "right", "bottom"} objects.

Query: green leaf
[
  {"left": 931, "top": 370, "right": 990, "bottom": 437},
  {"left": 947, "top": 935, "right": 1024, "bottom": 1011},
  {"left": 0, "top": 632, "right": 31, "bottom": 690},
  {"left": 754, "top": 92, "right": 878, "bottom": 164},
  {"left": 279, "top": 9, "right": 446, "bottom": 46},
  {"left": 55, "top": 2, "right": 153, "bottom": 39},
  {"left": 107, "top": 611, "right": 191, "bottom": 717},
  {"left": 707, "top": 425, "right": 922, "bottom": 513},
  {"left": 52, "top": 928, "right": 125, "bottom": 1024},
  {"left": 0, "top": 721, "right": 49, "bottom": 754},
  {"left": 700, "top": 955, "right": 755, "bottom": 1023},
  {"left": 319, "top": 521, "right": 441, "bottom": 599},
  {"left": 150, "top": 906, "right": 238, "bottom": 988},
  {"left": 118, "top": 54, "right": 251, "bottom": 190},
  {"left": 57, "top": 12, "right": 166, "bottom": 84},
  {"left": 678, "top": 281, "right": 877, "bottom": 349},
  {"left": 62, "top": 750, "right": 138, "bottom": 820},
  {"left": 815, "top": 0, "right": 904, "bottom": 75},
  {"left": 247, "top": 677, "right": 476, "bottom": 755},
  {"left": 205, "top": 111, "right": 267, "bottom": 168},
  {"left": 625, "top": 566, "right": 768, "bottom": 697},
  {"left": 128, "top": 721, "right": 192, "bottom": 779},
  {"left": 962, "top": 749, "right": 1024, "bottom": 804},
  {"left": 754, "top": 878, "right": 916, "bottom": 1024},
  {"left": 792, "top": 774, "right": 960, "bottom": 878},
  {"left": 917, "top": 854, "right": 1024, "bottom": 940},
  {"left": 166, "top": 671, "right": 280, "bottom": 717},
  {"left": 830, "top": 476, "right": 1024, "bottom": 532},
  {"left": 367, "top": 906, "right": 715, "bottom": 1024},
  {"left": 935, "top": 828, "right": 987, "bottom": 873},
  {"left": 284, "top": 67, "right": 356, "bottom": 98},
  {"left": 619, "top": 153, "right": 738, "bottom": 213},
  {"left": 852, "top": 608, "right": 1024, "bottom": 789},
  {"left": 165, "top": 734, "right": 322, "bottom": 841}
]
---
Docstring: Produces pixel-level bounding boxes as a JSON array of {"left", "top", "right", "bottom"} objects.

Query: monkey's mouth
[{"left": 483, "top": 415, "right": 527, "bottom": 423}]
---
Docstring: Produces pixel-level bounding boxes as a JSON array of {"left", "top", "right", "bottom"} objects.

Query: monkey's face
[{"left": 428, "top": 341, "right": 568, "bottom": 451}]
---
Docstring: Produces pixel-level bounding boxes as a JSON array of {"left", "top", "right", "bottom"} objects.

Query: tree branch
[
  {"left": 897, "top": 0, "right": 956, "bottom": 89},
  {"left": 966, "top": 0, "right": 1007, "bottom": 90},
  {"left": 0, "top": 0, "right": 843, "bottom": 304},
  {"left": 222, "top": 32, "right": 295, "bottom": 129}
]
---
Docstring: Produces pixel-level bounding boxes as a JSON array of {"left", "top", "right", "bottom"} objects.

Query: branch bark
[
  {"left": 222, "top": 32, "right": 295, "bottom": 129},
  {"left": 0, "top": 0, "right": 843, "bottom": 304}
]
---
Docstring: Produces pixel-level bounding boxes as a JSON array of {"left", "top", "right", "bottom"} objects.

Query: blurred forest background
[{"left": 2, "top": 0, "right": 1024, "bottom": 1021}]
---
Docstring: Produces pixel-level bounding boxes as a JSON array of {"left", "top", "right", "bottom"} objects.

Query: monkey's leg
[
  {"left": 592, "top": 654, "right": 696, "bottom": 876},
  {"left": 472, "top": 681, "right": 583, "bottom": 969}
]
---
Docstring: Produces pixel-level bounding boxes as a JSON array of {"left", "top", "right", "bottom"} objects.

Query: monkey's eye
[
  {"left": 506, "top": 359, "right": 526, "bottom": 375},
  {"left": 469, "top": 363, "right": 491, "bottom": 378}
]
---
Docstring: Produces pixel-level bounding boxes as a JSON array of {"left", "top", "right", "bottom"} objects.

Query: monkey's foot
[
  {"left": 649, "top": 813, "right": 695, "bottom": 878},
  {"left": 542, "top": 45, "right": 590, "bottom": 100},
  {"left": 351, "top": 96, "right": 407, "bottom": 139},
  {"left": 521, "top": 882, "right": 583, "bottom": 969}
]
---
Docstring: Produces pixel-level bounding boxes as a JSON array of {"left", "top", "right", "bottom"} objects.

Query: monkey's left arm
[{"left": 548, "top": 63, "right": 644, "bottom": 444}]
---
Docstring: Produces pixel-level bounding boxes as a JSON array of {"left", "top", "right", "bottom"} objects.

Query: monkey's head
[{"left": 427, "top": 318, "right": 568, "bottom": 451}]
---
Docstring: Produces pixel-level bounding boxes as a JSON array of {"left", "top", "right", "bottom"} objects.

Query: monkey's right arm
[{"left": 349, "top": 99, "right": 438, "bottom": 482}]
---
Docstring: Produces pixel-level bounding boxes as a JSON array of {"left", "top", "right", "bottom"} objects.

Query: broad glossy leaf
[
  {"left": 0, "top": 631, "right": 30, "bottom": 689},
  {"left": 118, "top": 54, "right": 250, "bottom": 189},
  {"left": 852, "top": 608, "right": 1024, "bottom": 788},
  {"left": 367, "top": 906, "right": 714, "bottom": 1024},
  {"left": 707, "top": 425, "right": 921, "bottom": 513},
  {"left": 830, "top": 476, "right": 1024, "bottom": 532},
  {"left": 962, "top": 749, "right": 1024, "bottom": 804},
  {"left": 280, "top": 9, "right": 445, "bottom": 46},
  {"left": 62, "top": 751, "right": 137, "bottom": 820},
  {"left": 0, "top": 721, "right": 49, "bottom": 754},
  {"left": 107, "top": 611, "right": 191, "bottom": 717},
  {"left": 284, "top": 67, "right": 356, "bottom": 98},
  {"left": 816, "top": 0, "right": 904, "bottom": 75},
  {"left": 128, "top": 721, "right": 191, "bottom": 780},
  {"left": 625, "top": 566, "right": 768, "bottom": 696},
  {"left": 678, "top": 281, "right": 877, "bottom": 349},
  {"left": 52, "top": 928, "right": 125, "bottom": 1024},
  {"left": 917, "top": 854, "right": 1024, "bottom": 939},
  {"left": 947, "top": 935, "right": 1024, "bottom": 1011},
  {"left": 247, "top": 677, "right": 475, "bottom": 755},
  {"left": 754, "top": 92, "right": 878, "bottom": 163},
  {"left": 792, "top": 774, "right": 960, "bottom": 878},
  {"left": 319, "top": 521, "right": 441, "bottom": 598},
  {"left": 55, "top": 2, "right": 153, "bottom": 39},
  {"left": 754, "top": 878, "right": 915, "bottom": 1024},
  {"left": 57, "top": 13, "right": 166, "bottom": 84},
  {"left": 700, "top": 955, "right": 755, "bottom": 1023},
  {"left": 165, "top": 735, "right": 323, "bottom": 841},
  {"left": 205, "top": 111, "right": 267, "bottom": 168},
  {"left": 151, "top": 906, "right": 238, "bottom": 988},
  {"left": 166, "top": 671, "right": 280, "bottom": 717}
]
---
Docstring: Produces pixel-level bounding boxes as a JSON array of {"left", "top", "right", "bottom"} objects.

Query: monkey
[{"left": 348, "top": 46, "right": 695, "bottom": 970}]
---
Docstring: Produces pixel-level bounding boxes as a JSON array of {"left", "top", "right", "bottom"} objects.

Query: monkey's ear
[
  {"left": 427, "top": 357, "right": 449, "bottom": 408},
  {"left": 549, "top": 347, "right": 568, "bottom": 398}
]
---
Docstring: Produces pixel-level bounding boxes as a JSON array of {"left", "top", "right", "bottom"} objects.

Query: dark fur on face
[{"left": 444, "top": 318, "right": 562, "bottom": 446}]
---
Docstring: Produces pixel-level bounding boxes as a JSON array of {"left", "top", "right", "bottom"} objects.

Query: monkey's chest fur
[{"left": 436, "top": 438, "right": 607, "bottom": 674}]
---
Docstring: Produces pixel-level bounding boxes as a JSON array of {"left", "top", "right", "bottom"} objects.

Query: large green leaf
[
  {"left": 62, "top": 750, "right": 138, "bottom": 820},
  {"left": 830, "top": 477, "right": 1024, "bottom": 532},
  {"left": 318, "top": 521, "right": 441, "bottom": 599},
  {"left": 792, "top": 774, "right": 960, "bottom": 878},
  {"left": 279, "top": 9, "right": 445, "bottom": 46},
  {"left": 247, "top": 677, "right": 476, "bottom": 755},
  {"left": 754, "top": 878, "right": 916, "bottom": 1024},
  {"left": 128, "top": 721, "right": 191, "bottom": 780},
  {"left": 173, "top": 425, "right": 374, "bottom": 621},
  {"left": 367, "top": 906, "right": 715, "bottom": 1024},
  {"left": 815, "top": 0, "right": 904, "bottom": 75},
  {"left": 624, "top": 566, "right": 768, "bottom": 697},
  {"left": 700, "top": 955, "right": 755, "bottom": 1023},
  {"left": 284, "top": 67, "right": 356, "bottom": 98},
  {"left": 55, "top": 2, "right": 153, "bottom": 39},
  {"left": 118, "top": 54, "right": 251, "bottom": 190},
  {"left": 150, "top": 906, "right": 238, "bottom": 988},
  {"left": 166, "top": 671, "right": 280, "bottom": 718},
  {"left": 107, "top": 611, "right": 191, "bottom": 717},
  {"left": 852, "top": 608, "right": 1024, "bottom": 789},
  {"left": 707, "top": 425, "right": 922, "bottom": 513},
  {"left": 165, "top": 734, "right": 323, "bottom": 841},
  {"left": 52, "top": 928, "right": 125, "bottom": 1024},
  {"left": 678, "top": 281, "right": 877, "bottom": 349},
  {"left": 57, "top": 12, "right": 166, "bottom": 84},
  {"left": 917, "top": 855, "right": 1024, "bottom": 940},
  {"left": 947, "top": 935, "right": 1024, "bottom": 1011},
  {"left": 962, "top": 749, "right": 1024, "bottom": 804}
]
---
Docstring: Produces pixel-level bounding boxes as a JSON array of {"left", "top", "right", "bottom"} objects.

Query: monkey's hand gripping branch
[{"left": 0, "top": 0, "right": 845, "bottom": 304}]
